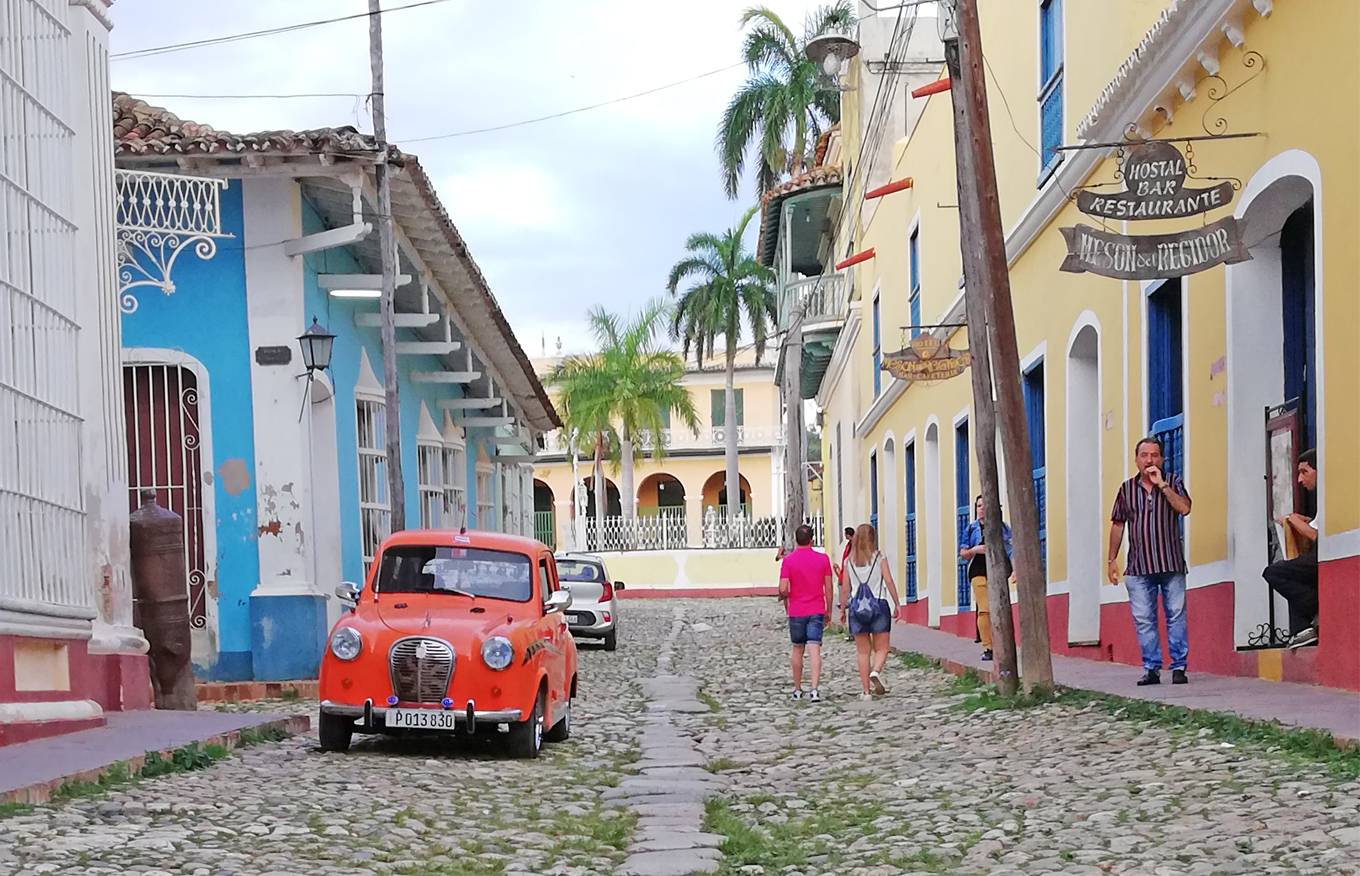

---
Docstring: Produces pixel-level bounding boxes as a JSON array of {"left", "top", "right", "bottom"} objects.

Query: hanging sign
[
  {"left": 1076, "top": 140, "right": 1234, "bottom": 221},
  {"left": 882, "top": 335, "right": 971, "bottom": 381},
  {"left": 1059, "top": 216, "right": 1251, "bottom": 280}
]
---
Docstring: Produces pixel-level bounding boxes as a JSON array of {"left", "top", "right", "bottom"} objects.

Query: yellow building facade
[
  {"left": 811, "top": 0, "right": 1357, "bottom": 689},
  {"left": 531, "top": 347, "right": 788, "bottom": 552}
]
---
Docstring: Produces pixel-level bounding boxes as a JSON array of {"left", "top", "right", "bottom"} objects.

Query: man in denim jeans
[{"left": 1108, "top": 437, "right": 1193, "bottom": 686}]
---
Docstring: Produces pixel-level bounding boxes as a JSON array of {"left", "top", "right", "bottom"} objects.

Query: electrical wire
[
  {"left": 110, "top": 0, "right": 456, "bottom": 61},
  {"left": 131, "top": 91, "right": 366, "bottom": 100}
]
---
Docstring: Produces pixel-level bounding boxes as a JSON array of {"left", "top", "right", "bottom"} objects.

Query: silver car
[{"left": 555, "top": 552, "right": 623, "bottom": 651}]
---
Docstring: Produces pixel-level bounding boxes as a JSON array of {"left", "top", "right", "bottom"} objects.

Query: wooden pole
[
  {"left": 782, "top": 311, "right": 806, "bottom": 550},
  {"left": 943, "top": 38, "right": 1019, "bottom": 696},
  {"left": 368, "top": 0, "right": 406, "bottom": 531},
  {"left": 954, "top": 0, "right": 1053, "bottom": 689}
]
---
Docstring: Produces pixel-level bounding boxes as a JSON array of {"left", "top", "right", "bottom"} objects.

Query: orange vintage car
[{"left": 317, "top": 529, "right": 578, "bottom": 758}]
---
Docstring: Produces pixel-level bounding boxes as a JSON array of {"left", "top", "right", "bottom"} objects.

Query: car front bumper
[{"left": 321, "top": 700, "right": 523, "bottom": 728}]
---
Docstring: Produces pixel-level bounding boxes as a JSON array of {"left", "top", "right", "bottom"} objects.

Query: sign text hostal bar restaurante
[{"left": 1060, "top": 139, "right": 1251, "bottom": 280}]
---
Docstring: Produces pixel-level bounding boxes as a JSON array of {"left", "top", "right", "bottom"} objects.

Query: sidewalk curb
[
  {"left": 194, "top": 680, "right": 318, "bottom": 703},
  {"left": 2, "top": 714, "right": 310, "bottom": 805},
  {"left": 889, "top": 644, "right": 1360, "bottom": 751}
]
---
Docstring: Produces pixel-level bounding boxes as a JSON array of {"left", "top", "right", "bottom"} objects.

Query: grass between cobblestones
[{"left": 899, "top": 652, "right": 1360, "bottom": 780}]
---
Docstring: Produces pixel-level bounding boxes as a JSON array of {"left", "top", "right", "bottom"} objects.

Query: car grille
[{"left": 388, "top": 637, "right": 454, "bottom": 703}]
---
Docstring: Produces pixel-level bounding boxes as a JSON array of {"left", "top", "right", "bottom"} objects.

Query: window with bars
[
  {"left": 443, "top": 442, "right": 467, "bottom": 528},
  {"left": 476, "top": 464, "right": 495, "bottom": 529},
  {"left": 955, "top": 419, "right": 971, "bottom": 610},
  {"left": 417, "top": 443, "right": 444, "bottom": 529},
  {"left": 1023, "top": 361, "right": 1047, "bottom": 575},
  {"left": 904, "top": 440, "right": 917, "bottom": 601},
  {"left": 872, "top": 294, "right": 882, "bottom": 396},
  {"left": 1038, "top": 0, "right": 1065, "bottom": 180},
  {"left": 356, "top": 398, "right": 391, "bottom": 570}
]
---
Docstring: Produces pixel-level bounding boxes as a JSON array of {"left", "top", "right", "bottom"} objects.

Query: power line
[
  {"left": 131, "top": 92, "right": 365, "bottom": 100},
  {"left": 110, "top": 0, "right": 456, "bottom": 61}
]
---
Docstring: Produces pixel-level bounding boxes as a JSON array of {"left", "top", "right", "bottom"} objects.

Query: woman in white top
[{"left": 838, "top": 524, "right": 902, "bottom": 699}]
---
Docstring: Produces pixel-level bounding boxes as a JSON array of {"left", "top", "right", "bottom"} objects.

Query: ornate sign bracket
[{"left": 115, "top": 169, "right": 233, "bottom": 315}]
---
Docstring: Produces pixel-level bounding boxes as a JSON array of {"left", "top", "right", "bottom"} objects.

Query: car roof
[{"left": 381, "top": 529, "right": 548, "bottom": 555}]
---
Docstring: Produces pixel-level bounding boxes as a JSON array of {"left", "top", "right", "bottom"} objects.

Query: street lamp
[
  {"left": 297, "top": 317, "right": 336, "bottom": 374},
  {"left": 805, "top": 29, "right": 860, "bottom": 89},
  {"left": 296, "top": 317, "right": 336, "bottom": 420}
]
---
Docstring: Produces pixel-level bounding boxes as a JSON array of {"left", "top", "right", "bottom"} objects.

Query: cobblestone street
[{"left": 4, "top": 599, "right": 1359, "bottom": 876}]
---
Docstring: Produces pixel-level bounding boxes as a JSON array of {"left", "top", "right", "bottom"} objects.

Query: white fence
[{"left": 576, "top": 510, "right": 824, "bottom": 552}]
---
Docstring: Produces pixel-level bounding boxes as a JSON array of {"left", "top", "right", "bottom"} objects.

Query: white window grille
[
  {"left": 500, "top": 464, "right": 517, "bottom": 533},
  {"left": 0, "top": 0, "right": 89, "bottom": 611},
  {"left": 442, "top": 442, "right": 467, "bottom": 529},
  {"left": 417, "top": 442, "right": 444, "bottom": 529},
  {"left": 476, "top": 463, "right": 494, "bottom": 529},
  {"left": 356, "top": 398, "right": 391, "bottom": 570}
]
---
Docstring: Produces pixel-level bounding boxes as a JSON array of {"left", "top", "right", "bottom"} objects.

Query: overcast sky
[{"left": 110, "top": 0, "right": 834, "bottom": 356}]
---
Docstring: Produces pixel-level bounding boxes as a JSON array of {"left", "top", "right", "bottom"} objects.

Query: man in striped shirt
[{"left": 1108, "top": 436, "right": 1193, "bottom": 686}]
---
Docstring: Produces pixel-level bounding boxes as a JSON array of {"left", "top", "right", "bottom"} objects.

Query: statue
[{"left": 129, "top": 489, "right": 197, "bottom": 710}]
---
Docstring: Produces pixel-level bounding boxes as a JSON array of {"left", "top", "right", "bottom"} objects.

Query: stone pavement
[
  {"left": 3, "top": 598, "right": 1359, "bottom": 875},
  {"left": 889, "top": 621, "right": 1360, "bottom": 744}
]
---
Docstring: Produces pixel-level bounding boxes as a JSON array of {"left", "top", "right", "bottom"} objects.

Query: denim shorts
[
  {"left": 788, "top": 614, "right": 825, "bottom": 645},
  {"left": 848, "top": 599, "right": 892, "bottom": 636}
]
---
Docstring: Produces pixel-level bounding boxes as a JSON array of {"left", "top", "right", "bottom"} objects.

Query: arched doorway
[
  {"left": 882, "top": 437, "right": 898, "bottom": 574},
  {"left": 638, "top": 473, "right": 686, "bottom": 513},
  {"left": 1066, "top": 319, "right": 1101, "bottom": 645},
  {"left": 534, "top": 479, "right": 556, "bottom": 548},
  {"left": 584, "top": 478, "right": 621, "bottom": 518},
  {"left": 1227, "top": 153, "right": 1323, "bottom": 648},
  {"left": 702, "top": 471, "right": 751, "bottom": 512},
  {"left": 923, "top": 421, "right": 942, "bottom": 627}
]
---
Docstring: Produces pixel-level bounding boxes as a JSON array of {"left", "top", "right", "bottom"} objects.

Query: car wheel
[
  {"left": 545, "top": 695, "right": 572, "bottom": 743},
  {"left": 603, "top": 627, "right": 618, "bottom": 651},
  {"left": 507, "top": 692, "right": 544, "bottom": 759},
  {"left": 318, "top": 710, "right": 353, "bottom": 753}
]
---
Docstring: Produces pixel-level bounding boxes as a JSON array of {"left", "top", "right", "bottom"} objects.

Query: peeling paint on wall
[
  {"left": 218, "top": 458, "right": 250, "bottom": 496},
  {"left": 258, "top": 520, "right": 283, "bottom": 537}
]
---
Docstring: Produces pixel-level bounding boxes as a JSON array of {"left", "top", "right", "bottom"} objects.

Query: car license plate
[
  {"left": 568, "top": 612, "right": 590, "bottom": 626},
  {"left": 387, "top": 708, "right": 457, "bottom": 730}
]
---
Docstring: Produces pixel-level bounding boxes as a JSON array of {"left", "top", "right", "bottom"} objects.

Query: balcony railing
[{"left": 779, "top": 274, "right": 848, "bottom": 330}]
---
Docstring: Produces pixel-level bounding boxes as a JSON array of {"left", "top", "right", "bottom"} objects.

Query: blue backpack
[{"left": 848, "top": 553, "right": 881, "bottom": 624}]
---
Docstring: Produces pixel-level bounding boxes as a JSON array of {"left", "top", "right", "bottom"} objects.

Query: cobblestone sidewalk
[{"left": 2, "top": 598, "right": 1357, "bottom": 875}]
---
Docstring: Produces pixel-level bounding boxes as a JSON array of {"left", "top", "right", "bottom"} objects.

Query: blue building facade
[{"left": 114, "top": 98, "right": 557, "bottom": 681}]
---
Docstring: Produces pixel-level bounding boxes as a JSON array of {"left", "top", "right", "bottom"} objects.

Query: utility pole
[
  {"left": 368, "top": 0, "right": 406, "bottom": 531},
  {"left": 947, "top": 0, "right": 1053, "bottom": 690},
  {"left": 782, "top": 311, "right": 806, "bottom": 550},
  {"left": 943, "top": 39, "right": 1019, "bottom": 697}
]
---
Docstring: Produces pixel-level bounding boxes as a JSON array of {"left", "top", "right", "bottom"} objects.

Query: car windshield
[
  {"left": 377, "top": 546, "right": 532, "bottom": 602},
  {"left": 557, "top": 559, "right": 603, "bottom": 583}
]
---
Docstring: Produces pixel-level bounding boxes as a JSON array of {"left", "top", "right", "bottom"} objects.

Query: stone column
[
  {"left": 69, "top": 0, "right": 151, "bottom": 684},
  {"left": 241, "top": 178, "right": 326, "bottom": 680}
]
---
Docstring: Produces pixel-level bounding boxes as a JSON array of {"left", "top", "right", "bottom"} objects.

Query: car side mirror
[
  {"left": 614, "top": 581, "right": 626, "bottom": 591},
  {"left": 545, "top": 589, "right": 572, "bottom": 613},
  {"left": 335, "top": 581, "right": 361, "bottom": 606}
]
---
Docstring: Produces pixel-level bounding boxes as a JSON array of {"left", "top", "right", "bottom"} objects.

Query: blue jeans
[
  {"left": 1125, "top": 572, "right": 1188, "bottom": 671},
  {"left": 788, "top": 615, "right": 825, "bottom": 645}
]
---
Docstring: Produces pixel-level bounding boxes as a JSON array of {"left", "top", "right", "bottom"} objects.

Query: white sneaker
[
  {"left": 791, "top": 688, "right": 804, "bottom": 700},
  {"left": 1288, "top": 627, "right": 1318, "bottom": 649},
  {"left": 869, "top": 671, "right": 887, "bottom": 696},
  {"left": 808, "top": 689, "right": 821, "bottom": 702},
  {"left": 858, "top": 692, "right": 874, "bottom": 702}
]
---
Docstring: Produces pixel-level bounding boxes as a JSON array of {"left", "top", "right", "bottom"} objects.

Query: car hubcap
[{"left": 534, "top": 716, "right": 542, "bottom": 749}]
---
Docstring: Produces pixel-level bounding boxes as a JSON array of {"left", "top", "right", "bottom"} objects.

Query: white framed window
[
  {"left": 355, "top": 398, "right": 391, "bottom": 570},
  {"left": 417, "top": 442, "right": 444, "bottom": 528},
  {"left": 500, "top": 464, "right": 517, "bottom": 533},
  {"left": 443, "top": 441, "right": 467, "bottom": 528},
  {"left": 476, "top": 462, "right": 495, "bottom": 528}
]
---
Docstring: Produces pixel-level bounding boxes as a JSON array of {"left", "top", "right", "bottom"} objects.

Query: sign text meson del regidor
[{"left": 1060, "top": 140, "right": 1252, "bottom": 280}]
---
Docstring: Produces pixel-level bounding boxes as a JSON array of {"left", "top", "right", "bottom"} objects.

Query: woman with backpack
[{"left": 838, "top": 524, "right": 902, "bottom": 700}]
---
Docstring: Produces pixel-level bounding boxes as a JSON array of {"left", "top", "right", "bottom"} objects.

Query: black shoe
[
  {"left": 1172, "top": 669, "right": 1188, "bottom": 685},
  {"left": 980, "top": 649, "right": 993, "bottom": 662},
  {"left": 1137, "top": 670, "right": 1161, "bottom": 686}
]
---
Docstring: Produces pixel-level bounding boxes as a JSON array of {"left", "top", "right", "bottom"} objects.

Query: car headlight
[
  {"left": 481, "top": 636, "right": 513, "bottom": 671},
  {"left": 329, "top": 627, "right": 362, "bottom": 661}
]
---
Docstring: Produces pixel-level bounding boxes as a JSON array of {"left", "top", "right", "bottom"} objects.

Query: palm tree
[
  {"left": 718, "top": 2, "right": 854, "bottom": 200},
  {"left": 553, "top": 301, "right": 699, "bottom": 536},
  {"left": 667, "top": 206, "right": 776, "bottom": 520}
]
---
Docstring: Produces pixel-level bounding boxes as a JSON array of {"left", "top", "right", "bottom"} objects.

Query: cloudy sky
[{"left": 109, "top": 0, "right": 836, "bottom": 356}]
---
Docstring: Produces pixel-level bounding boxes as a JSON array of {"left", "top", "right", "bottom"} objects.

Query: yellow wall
[
  {"left": 823, "top": 0, "right": 1360, "bottom": 618},
  {"left": 601, "top": 548, "right": 782, "bottom": 591}
]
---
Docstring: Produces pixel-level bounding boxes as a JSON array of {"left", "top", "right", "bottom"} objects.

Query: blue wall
[
  {"left": 120, "top": 180, "right": 259, "bottom": 681},
  {"left": 300, "top": 200, "right": 503, "bottom": 588}
]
